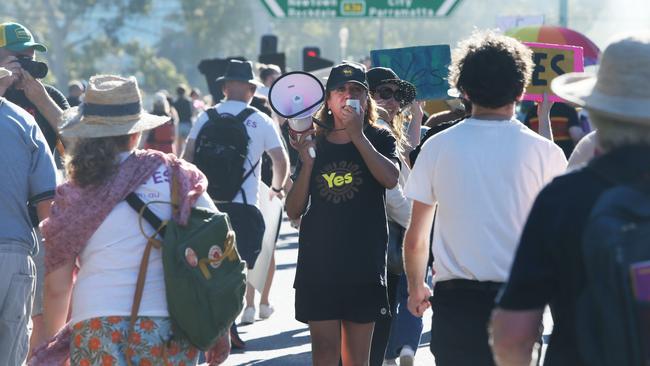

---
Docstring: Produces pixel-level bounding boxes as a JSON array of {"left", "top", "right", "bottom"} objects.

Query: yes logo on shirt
[{"left": 317, "top": 161, "right": 362, "bottom": 203}]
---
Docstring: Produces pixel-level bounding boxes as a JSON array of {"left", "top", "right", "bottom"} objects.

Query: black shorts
[
  {"left": 295, "top": 284, "right": 389, "bottom": 324},
  {"left": 216, "top": 202, "right": 265, "bottom": 269}
]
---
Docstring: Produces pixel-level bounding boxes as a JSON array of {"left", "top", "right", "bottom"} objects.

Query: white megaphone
[{"left": 268, "top": 71, "right": 324, "bottom": 158}]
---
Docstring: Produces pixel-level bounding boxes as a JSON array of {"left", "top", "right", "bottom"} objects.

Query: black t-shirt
[
  {"left": 294, "top": 125, "right": 398, "bottom": 288},
  {"left": 5, "top": 84, "right": 69, "bottom": 152},
  {"left": 524, "top": 102, "right": 580, "bottom": 158},
  {"left": 174, "top": 96, "right": 193, "bottom": 123},
  {"left": 497, "top": 146, "right": 650, "bottom": 366}
]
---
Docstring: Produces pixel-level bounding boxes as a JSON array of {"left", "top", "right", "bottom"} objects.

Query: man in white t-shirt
[
  {"left": 402, "top": 31, "right": 567, "bottom": 366},
  {"left": 182, "top": 60, "right": 289, "bottom": 349}
]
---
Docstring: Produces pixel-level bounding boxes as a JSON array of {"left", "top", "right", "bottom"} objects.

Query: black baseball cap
[{"left": 325, "top": 62, "right": 369, "bottom": 91}]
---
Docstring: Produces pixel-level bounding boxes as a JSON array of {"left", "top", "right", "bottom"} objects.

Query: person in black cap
[
  {"left": 366, "top": 67, "right": 424, "bottom": 366},
  {"left": 183, "top": 59, "right": 289, "bottom": 350},
  {"left": 285, "top": 62, "right": 400, "bottom": 366}
]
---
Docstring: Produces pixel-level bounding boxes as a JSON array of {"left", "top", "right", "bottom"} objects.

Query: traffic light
[
  {"left": 302, "top": 47, "right": 334, "bottom": 72},
  {"left": 260, "top": 34, "right": 278, "bottom": 55}
]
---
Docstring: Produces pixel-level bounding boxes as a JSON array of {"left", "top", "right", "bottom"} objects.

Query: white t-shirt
[
  {"left": 404, "top": 117, "right": 567, "bottom": 284},
  {"left": 188, "top": 100, "right": 284, "bottom": 207},
  {"left": 70, "top": 157, "right": 216, "bottom": 325}
]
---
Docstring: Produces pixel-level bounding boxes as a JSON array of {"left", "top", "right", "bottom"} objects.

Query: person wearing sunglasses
[{"left": 366, "top": 67, "right": 424, "bottom": 366}]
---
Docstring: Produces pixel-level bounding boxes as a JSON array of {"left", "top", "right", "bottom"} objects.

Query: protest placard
[
  {"left": 523, "top": 42, "right": 584, "bottom": 102},
  {"left": 370, "top": 44, "right": 451, "bottom": 100},
  {"left": 248, "top": 183, "right": 283, "bottom": 291}
]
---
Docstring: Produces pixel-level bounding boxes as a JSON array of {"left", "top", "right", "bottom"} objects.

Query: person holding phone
[{"left": 285, "top": 62, "right": 400, "bottom": 366}]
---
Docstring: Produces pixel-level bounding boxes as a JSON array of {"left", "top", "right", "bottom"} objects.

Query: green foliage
[
  {"left": 157, "top": 0, "right": 257, "bottom": 88},
  {"left": 125, "top": 42, "right": 189, "bottom": 94},
  {"left": 2, "top": 0, "right": 154, "bottom": 90}
]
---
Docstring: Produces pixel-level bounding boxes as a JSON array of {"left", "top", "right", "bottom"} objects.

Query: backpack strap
[
  {"left": 234, "top": 107, "right": 256, "bottom": 123},
  {"left": 205, "top": 107, "right": 220, "bottom": 122},
  {"left": 123, "top": 178, "right": 179, "bottom": 366},
  {"left": 204, "top": 106, "right": 255, "bottom": 124},
  {"left": 126, "top": 193, "right": 166, "bottom": 238},
  {"left": 234, "top": 107, "right": 258, "bottom": 206},
  {"left": 239, "top": 159, "right": 260, "bottom": 206}
]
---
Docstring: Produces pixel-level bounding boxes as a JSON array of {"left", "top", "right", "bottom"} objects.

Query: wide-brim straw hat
[
  {"left": 552, "top": 33, "right": 650, "bottom": 124},
  {"left": 59, "top": 75, "right": 168, "bottom": 138},
  {"left": 0, "top": 67, "right": 11, "bottom": 79}
]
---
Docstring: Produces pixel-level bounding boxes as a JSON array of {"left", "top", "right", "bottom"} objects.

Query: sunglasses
[{"left": 375, "top": 87, "right": 404, "bottom": 102}]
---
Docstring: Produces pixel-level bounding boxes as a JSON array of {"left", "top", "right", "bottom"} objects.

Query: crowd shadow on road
[
  {"left": 278, "top": 231, "right": 299, "bottom": 240},
  {"left": 235, "top": 351, "right": 312, "bottom": 365},
  {"left": 275, "top": 240, "right": 298, "bottom": 250},
  {"left": 234, "top": 327, "right": 310, "bottom": 353},
  {"left": 276, "top": 262, "right": 297, "bottom": 271},
  {"left": 420, "top": 330, "right": 431, "bottom": 348}
]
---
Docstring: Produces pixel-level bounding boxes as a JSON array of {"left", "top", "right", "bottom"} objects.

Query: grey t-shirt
[{"left": 0, "top": 98, "right": 56, "bottom": 252}]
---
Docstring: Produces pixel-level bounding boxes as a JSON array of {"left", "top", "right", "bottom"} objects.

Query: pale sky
[{"left": 584, "top": 0, "right": 650, "bottom": 49}]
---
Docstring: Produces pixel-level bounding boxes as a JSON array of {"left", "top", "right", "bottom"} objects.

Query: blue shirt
[{"left": 0, "top": 98, "right": 56, "bottom": 252}]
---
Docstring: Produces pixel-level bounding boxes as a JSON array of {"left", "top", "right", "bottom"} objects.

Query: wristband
[{"left": 271, "top": 186, "right": 283, "bottom": 193}]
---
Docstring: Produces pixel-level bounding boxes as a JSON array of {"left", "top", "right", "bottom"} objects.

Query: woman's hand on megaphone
[
  {"left": 289, "top": 130, "right": 316, "bottom": 165},
  {"left": 341, "top": 102, "right": 365, "bottom": 141}
]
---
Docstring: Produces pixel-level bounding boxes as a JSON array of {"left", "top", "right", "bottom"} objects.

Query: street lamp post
[
  {"left": 559, "top": 0, "right": 568, "bottom": 27},
  {"left": 339, "top": 27, "right": 349, "bottom": 62}
]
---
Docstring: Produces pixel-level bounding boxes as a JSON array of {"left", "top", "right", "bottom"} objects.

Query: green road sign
[{"left": 261, "top": 0, "right": 462, "bottom": 18}]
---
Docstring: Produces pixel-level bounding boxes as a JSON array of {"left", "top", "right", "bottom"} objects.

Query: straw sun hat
[
  {"left": 59, "top": 75, "right": 168, "bottom": 138},
  {"left": 551, "top": 33, "right": 650, "bottom": 124}
]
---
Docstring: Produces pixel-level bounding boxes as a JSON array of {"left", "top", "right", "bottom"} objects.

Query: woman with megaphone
[{"left": 286, "top": 62, "right": 400, "bottom": 366}]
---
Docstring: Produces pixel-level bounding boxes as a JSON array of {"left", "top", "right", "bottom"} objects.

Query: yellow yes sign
[{"left": 523, "top": 42, "right": 584, "bottom": 103}]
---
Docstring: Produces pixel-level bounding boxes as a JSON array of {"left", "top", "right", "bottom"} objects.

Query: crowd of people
[{"left": 1, "top": 18, "right": 650, "bottom": 366}]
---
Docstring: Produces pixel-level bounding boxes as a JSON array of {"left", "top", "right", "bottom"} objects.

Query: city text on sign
[{"left": 261, "top": 0, "right": 462, "bottom": 18}]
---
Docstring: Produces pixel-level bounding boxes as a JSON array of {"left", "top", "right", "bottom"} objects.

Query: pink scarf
[{"left": 30, "top": 149, "right": 207, "bottom": 365}]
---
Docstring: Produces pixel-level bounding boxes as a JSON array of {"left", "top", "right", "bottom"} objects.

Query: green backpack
[{"left": 125, "top": 175, "right": 246, "bottom": 354}]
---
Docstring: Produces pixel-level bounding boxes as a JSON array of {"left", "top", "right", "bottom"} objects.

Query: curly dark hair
[
  {"left": 65, "top": 134, "right": 133, "bottom": 187},
  {"left": 449, "top": 30, "right": 534, "bottom": 109}
]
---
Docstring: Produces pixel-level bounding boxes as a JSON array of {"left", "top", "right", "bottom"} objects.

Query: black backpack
[
  {"left": 578, "top": 167, "right": 650, "bottom": 366},
  {"left": 194, "top": 107, "right": 258, "bottom": 203}
]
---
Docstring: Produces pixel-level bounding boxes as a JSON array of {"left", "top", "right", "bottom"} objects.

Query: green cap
[{"left": 0, "top": 22, "right": 47, "bottom": 52}]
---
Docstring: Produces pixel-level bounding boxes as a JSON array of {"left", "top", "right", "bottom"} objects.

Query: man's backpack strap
[
  {"left": 234, "top": 107, "right": 257, "bottom": 205},
  {"left": 124, "top": 189, "right": 174, "bottom": 366},
  {"left": 234, "top": 107, "right": 256, "bottom": 123},
  {"left": 204, "top": 107, "right": 255, "bottom": 124},
  {"left": 239, "top": 158, "right": 260, "bottom": 206},
  {"left": 205, "top": 107, "right": 220, "bottom": 122}
]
